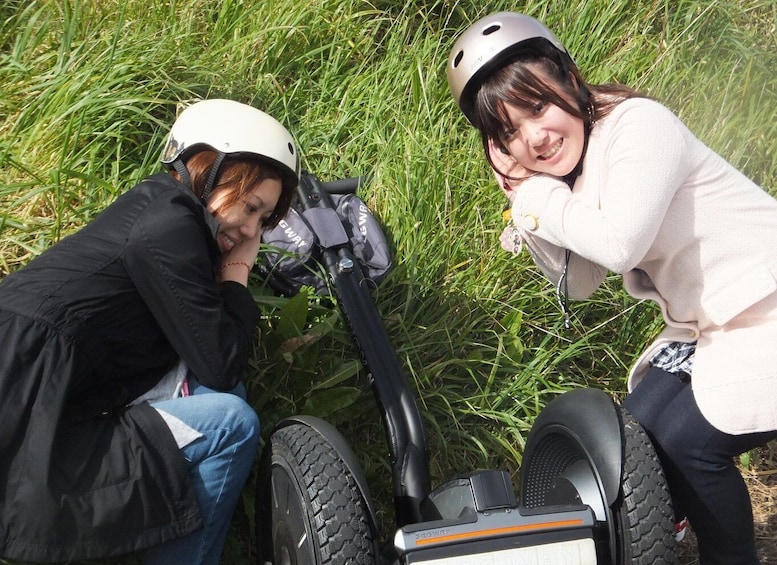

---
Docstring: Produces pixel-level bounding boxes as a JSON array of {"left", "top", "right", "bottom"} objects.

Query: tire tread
[{"left": 256, "top": 424, "right": 376, "bottom": 565}]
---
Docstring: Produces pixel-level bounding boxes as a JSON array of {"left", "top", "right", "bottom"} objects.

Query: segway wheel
[
  {"left": 255, "top": 423, "right": 377, "bottom": 565},
  {"left": 521, "top": 405, "right": 677, "bottom": 564}
]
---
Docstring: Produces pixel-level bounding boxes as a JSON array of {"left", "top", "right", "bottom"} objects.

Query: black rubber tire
[
  {"left": 521, "top": 405, "right": 678, "bottom": 564},
  {"left": 613, "top": 408, "right": 678, "bottom": 563},
  {"left": 255, "top": 423, "right": 377, "bottom": 565}
]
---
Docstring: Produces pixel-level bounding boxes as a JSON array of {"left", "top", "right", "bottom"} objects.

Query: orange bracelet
[{"left": 222, "top": 261, "right": 252, "bottom": 272}]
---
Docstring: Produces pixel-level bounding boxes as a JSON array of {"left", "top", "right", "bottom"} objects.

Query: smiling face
[
  {"left": 473, "top": 55, "right": 591, "bottom": 180},
  {"left": 207, "top": 178, "right": 282, "bottom": 253},
  {"left": 499, "top": 100, "right": 585, "bottom": 177}
]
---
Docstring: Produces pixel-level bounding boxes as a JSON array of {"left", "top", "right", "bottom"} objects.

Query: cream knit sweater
[{"left": 510, "top": 97, "right": 777, "bottom": 434}]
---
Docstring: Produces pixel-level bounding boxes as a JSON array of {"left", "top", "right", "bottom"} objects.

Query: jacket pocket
[{"left": 702, "top": 265, "right": 777, "bottom": 326}]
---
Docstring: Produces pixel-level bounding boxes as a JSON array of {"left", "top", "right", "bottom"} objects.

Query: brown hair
[
  {"left": 471, "top": 41, "right": 645, "bottom": 182},
  {"left": 172, "top": 150, "right": 294, "bottom": 228}
]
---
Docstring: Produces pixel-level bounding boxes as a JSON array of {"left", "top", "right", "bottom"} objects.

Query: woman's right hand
[{"left": 488, "top": 139, "right": 532, "bottom": 202}]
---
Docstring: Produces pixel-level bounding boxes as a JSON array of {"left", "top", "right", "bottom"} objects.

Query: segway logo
[
  {"left": 357, "top": 202, "right": 369, "bottom": 236},
  {"left": 414, "top": 528, "right": 451, "bottom": 541},
  {"left": 277, "top": 219, "right": 308, "bottom": 249}
]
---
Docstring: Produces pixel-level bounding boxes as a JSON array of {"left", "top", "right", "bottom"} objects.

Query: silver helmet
[
  {"left": 161, "top": 99, "right": 300, "bottom": 192},
  {"left": 447, "top": 12, "right": 569, "bottom": 124}
]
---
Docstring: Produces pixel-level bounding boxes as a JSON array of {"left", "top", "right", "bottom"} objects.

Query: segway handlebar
[
  {"left": 317, "top": 174, "right": 373, "bottom": 194},
  {"left": 294, "top": 171, "right": 431, "bottom": 526}
]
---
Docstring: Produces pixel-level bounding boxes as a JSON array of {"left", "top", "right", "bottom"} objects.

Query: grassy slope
[{"left": 1, "top": 0, "right": 775, "bottom": 561}]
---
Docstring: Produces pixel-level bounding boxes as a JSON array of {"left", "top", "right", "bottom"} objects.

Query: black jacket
[{"left": 0, "top": 173, "right": 260, "bottom": 562}]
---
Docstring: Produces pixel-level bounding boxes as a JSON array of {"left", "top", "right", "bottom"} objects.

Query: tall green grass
[{"left": 2, "top": 0, "right": 775, "bottom": 562}]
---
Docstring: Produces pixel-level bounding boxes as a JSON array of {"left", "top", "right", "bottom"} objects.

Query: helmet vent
[
  {"left": 287, "top": 142, "right": 295, "bottom": 155},
  {"left": 483, "top": 24, "right": 501, "bottom": 36},
  {"left": 452, "top": 50, "right": 464, "bottom": 68}
]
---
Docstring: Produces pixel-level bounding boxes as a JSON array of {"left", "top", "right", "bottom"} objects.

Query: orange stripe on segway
[{"left": 414, "top": 519, "right": 586, "bottom": 546}]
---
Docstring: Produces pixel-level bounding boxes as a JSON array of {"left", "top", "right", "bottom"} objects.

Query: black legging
[{"left": 623, "top": 366, "right": 776, "bottom": 564}]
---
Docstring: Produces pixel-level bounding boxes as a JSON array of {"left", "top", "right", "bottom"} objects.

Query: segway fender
[
  {"left": 272, "top": 415, "right": 378, "bottom": 526},
  {"left": 522, "top": 388, "right": 623, "bottom": 507}
]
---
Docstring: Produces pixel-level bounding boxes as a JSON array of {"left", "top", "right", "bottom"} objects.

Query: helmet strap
[
  {"left": 172, "top": 158, "right": 192, "bottom": 187},
  {"left": 201, "top": 151, "right": 226, "bottom": 204}
]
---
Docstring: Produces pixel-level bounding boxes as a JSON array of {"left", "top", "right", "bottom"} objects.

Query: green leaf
[
  {"left": 309, "top": 359, "right": 361, "bottom": 392},
  {"left": 276, "top": 291, "right": 309, "bottom": 339},
  {"left": 302, "top": 386, "right": 362, "bottom": 418}
]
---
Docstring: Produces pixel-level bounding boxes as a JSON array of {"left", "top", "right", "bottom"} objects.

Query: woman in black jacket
[{"left": 0, "top": 99, "right": 299, "bottom": 564}]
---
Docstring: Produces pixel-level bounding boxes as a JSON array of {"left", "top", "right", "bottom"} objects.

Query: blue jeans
[
  {"left": 624, "top": 367, "right": 776, "bottom": 564},
  {"left": 145, "top": 380, "right": 260, "bottom": 565}
]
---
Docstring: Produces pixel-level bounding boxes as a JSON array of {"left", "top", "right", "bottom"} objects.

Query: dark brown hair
[{"left": 172, "top": 150, "right": 294, "bottom": 229}]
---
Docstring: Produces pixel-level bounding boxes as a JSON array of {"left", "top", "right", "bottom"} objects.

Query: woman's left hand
[
  {"left": 223, "top": 229, "right": 263, "bottom": 266},
  {"left": 219, "top": 231, "right": 263, "bottom": 285}
]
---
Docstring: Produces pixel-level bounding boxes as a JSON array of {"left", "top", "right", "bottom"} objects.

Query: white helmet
[
  {"left": 447, "top": 12, "right": 569, "bottom": 124},
  {"left": 160, "top": 99, "right": 299, "bottom": 192}
]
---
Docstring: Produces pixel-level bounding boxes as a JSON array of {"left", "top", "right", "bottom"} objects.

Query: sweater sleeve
[
  {"left": 512, "top": 99, "right": 690, "bottom": 276},
  {"left": 123, "top": 188, "right": 260, "bottom": 390}
]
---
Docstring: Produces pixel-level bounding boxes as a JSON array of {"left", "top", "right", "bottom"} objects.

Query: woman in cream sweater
[{"left": 447, "top": 11, "right": 777, "bottom": 564}]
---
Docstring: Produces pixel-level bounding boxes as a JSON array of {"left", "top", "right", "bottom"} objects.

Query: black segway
[{"left": 255, "top": 172, "right": 678, "bottom": 564}]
